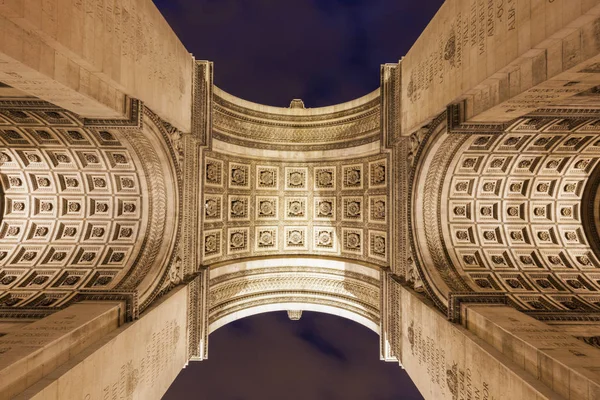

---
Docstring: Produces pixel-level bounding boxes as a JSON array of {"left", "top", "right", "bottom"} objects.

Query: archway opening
[{"left": 164, "top": 311, "right": 423, "bottom": 400}]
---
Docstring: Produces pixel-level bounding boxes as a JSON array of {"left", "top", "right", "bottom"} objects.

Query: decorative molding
[
  {"left": 409, "top": 109, "right": 600, "bottom": 318},
  {"left": 408, "top": 111, "right": 464, "bottom": 315},
  {"left": 192, "top": 61, "right": 214, "bottom": 146},
  {"left": 380, "top": 63, "right": 401, "bottom": 148},
  {"left": 187, "top": 270, "right": 209, "bottom": 360},
  {"left": 212, "top": 88, "right": 380, "bottom": 151},
  {"left": 446, "top": 101, "right": 510, "bottom": 134},
  {"left": 379, "top": 270, "right": 402, "bottom": 362},
  {"left": 202, "top": 152, "right": 390, "bottom": 266},
  {"left": 447, "top": 292, "right": 508, "bottom": 323},
  {"left": 208, "top": 265, "right": 380, "bottom": 330},
  {"left": 81, "top": 98, "right": 142, "bottom": 129},
  {"left": 133, "top": 107, "right": 183, "bottom": 313}
]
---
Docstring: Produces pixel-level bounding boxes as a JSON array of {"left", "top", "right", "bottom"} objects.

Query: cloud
[{"left": 296, "top": 328, "right": 348, "bottom": 363}]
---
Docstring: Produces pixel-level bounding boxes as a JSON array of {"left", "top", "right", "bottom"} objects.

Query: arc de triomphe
[{"left": 3, "top": 1, "right": 600, "bottom": 399}]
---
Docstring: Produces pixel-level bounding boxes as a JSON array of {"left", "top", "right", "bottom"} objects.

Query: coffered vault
[{"left": 3, "top": 1, "right": 600, "bottom": 399}]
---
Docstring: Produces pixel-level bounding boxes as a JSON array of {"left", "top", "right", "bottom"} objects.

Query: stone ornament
[
  {"left": 368, "top": 159, "right": 387, "bottom": 188},
  {"left": 34, "top": 129, "right": 55, "bottom": 141},
  {"left": 35, "top": 226, "right": 49, "bottom": 237},
  {"left": 6, "top": 226, "right": 21, "bottom": 237},
  {"left": 256, "top": 197, "right": 278, "bottom": 220},
  {"left": 94, "top": 275, "right": 113, "bottom": 286},
  {"left": 342, "top": 228, "right": 363, "bottom": 255},
  {"left": 12, "top": 201, "right": 25, "bottom": 212},
  {"left": 255, "top": 227, "right": 278, "bottom": 251},
  {"left": 342, "top": 164, "right": 363, "bottom": 190},
  {"left": 454, "top": 180, "right": 470, "bottom": 193},
  {"left": 314, "top": 227, "right": 336, "bottom": 252},
  {"left": 62, "top": 226, "right": 78, "bottom": 238},
  {"left": 342, "top": 196, "right": 363, "bottom": 222},
  {"left": 285, "top": 197, "right": 307, "bottom": 220},
  {"left": 256, "top": 166, "right": 279, "bottom": 190},
  {"left": 122, "top": 202, "right": 136, "bottom": 214},
  {"left": 21, "top": 251, "right": 37, "bottom": 262},
  {"left": 63, "top": 275, "right": 81, "bottom": 286},
  {"left": 285, "top": 167, "right": 308, "bottom": 190},
  {"left": 112, "top": 153, "right": 128, "bottom": 165},
  {"left": 203, "top": 229, "right": 223, "bottom": 260},
  {"left": 314, "top": 197, "right": 336, "bottom": 221},
  {"left": 51, "top": 251, "right": 67, "bottom": 262},
  {"left": 0, "top": 275, "right": 17, "bottom": 286},
  {"left": 368, "top": 230, "right": 387, "bottom": 261},
  {"left": 284, "top": 226, "right": 308, "bottom": 251},
  {"left": 54, "top": 153, "right": 71, "bottom": 164},
  {"left": 0, "top": 152, "right": 12, "bottom": 162},
  {"left": 205, "top": 158, "right": 224, "bottom": 187},
  {"left": 229, "top": 162, "right": 250, "bottom": 189},
  {"left": 8, "top": 176, "right": 23, "bottom": 188},
  {"left": 25, "top": 153, "right": 42, "bottom": 163},
  {"left": 0, "top": 109, "right": 156, "bottom": 309},
  {"left": 227, "top": 228, "right": 249, "bottom": 255},
  {"left": 83, "top": 153, "right": 100, "bottom": 164},
  {"left": 489, "top": 157, "right": 507, "bottom": 170},
  {"left": 119, "top": 176, "right": 136, "bottom": 190},
  {"left": 369, "top": 196, "right": 386, "bottom": 223},
  {"left": 314, "top": 167, "right": 336, "bottom": 190},
  {"left": 66, "top": 130, "right": 86, "bottom": 141},
  {"left": 64, "top": 177, "right": 80, "bottom": 188},
  {"left": 500, "top": 135, "right": 524, "bottom": 149},
  {"left": 515, "top": 157, "right": 538, "bottom": 172},
  {"left": 204, "top": 195, "right": 223, "bottom": 221},
  {"left": 40, "top": 201, "right": 54, "bottom": 212},
  {"left": 201, "top": 153, "right": 388, "bottom": 265},
  {"left": 36, "top": 176, "right": 51, "bottom": 188},
  {"left": 228, "top": 195, "right": 250, "bottom": 221},
  {"left": 92, "top": 176, "right": 108, "bottom": 189},
  {"left": 118, "top": 227, "right": 134, "bottom": 239},
  {"left": 98, "top": 130, "right": 116, "bottom": 142}
]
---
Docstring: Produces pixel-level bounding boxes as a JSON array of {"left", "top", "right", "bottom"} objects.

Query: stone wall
[{"left": 0, "top": 0, "right": 194, "bottom": 131}]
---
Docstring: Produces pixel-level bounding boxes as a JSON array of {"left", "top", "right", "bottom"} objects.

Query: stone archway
[
  {"left": 411, "top": 113, "right": 600, "bottom": 316},
  {"left": 0, "top": 101, "right": 181, "bottom": 321},
  {"left": 206, "top": 257, "right": 382, "bottom": 351}
]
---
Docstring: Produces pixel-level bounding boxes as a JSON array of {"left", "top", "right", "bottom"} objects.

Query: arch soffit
[
  {"left": 410, "top": 115, "right": 466, "bottom": 311},
  {"left": 411, "top": 112, "right": 600, "bottom": 316},
  {"left": 211, "top": 86, "right": 382, "bottom": 153},
  {"left": 0, "top": 102, "right": 181, "bottom": 316},
  {"left": 117, "top": 109, "right": 181, "bottom": 308},
  {"left": 208, "top": 257, "right": 382, "bottom": 335}
]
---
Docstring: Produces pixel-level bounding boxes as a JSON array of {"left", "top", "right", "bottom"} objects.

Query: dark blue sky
[
  {"left": 154, "top": 1, "right": 445, "bottom": 398},
  {"left": 154, "top": 0, "right": 444, "bottom": 107},
  {"left": 163, "top": 312, "right": 423, "bottom": 400}
]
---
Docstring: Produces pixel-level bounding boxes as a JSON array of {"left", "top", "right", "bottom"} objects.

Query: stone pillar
[
  {"left": 463, "top": 305, "right": 600, "bottom": 399},
  {"left": 0, "top": 301, "right": 124, "bottom": 400},
  {"left": 384, "top": 276, "right": 590, "bottom": 399},
  {"left": 0, "top": 0, "right": 194, "bottom": 130},
  {"left": 9, "top": 286, "right": 189, "bottom": 400}
]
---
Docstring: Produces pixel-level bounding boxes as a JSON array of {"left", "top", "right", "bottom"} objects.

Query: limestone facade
[{"left": 3, "top": 1, "right": 600, "bottom": 399}]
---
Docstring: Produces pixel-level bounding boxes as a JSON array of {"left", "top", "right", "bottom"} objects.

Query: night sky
[
  {"left": 163, "top": 312, "right": 423, "bottom": 400},
  {"left": 153, "top": 0, "right": 444, "bottom": 108},
  {"left": 154, "top": 0, "right": 444, "bottom": 398}
]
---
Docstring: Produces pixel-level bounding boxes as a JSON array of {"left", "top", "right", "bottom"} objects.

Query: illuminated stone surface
[{"left": 2, "top": 1, "right": 600, "bottom": 399}]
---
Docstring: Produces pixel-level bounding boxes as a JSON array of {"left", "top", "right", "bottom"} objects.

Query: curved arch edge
[{"left": 208, "top": 302, "right": 379, "bottom": 335}]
